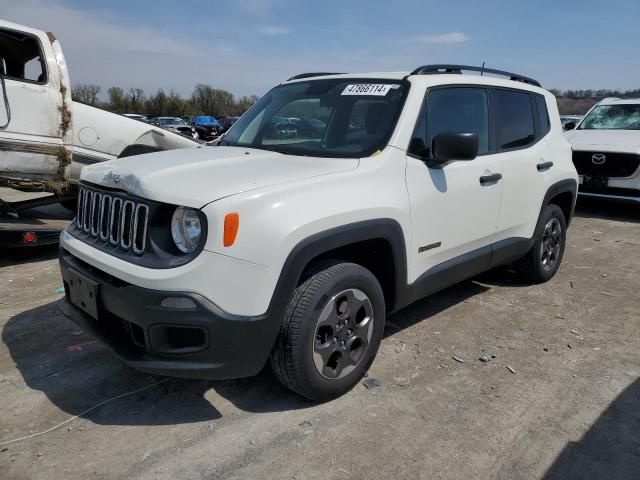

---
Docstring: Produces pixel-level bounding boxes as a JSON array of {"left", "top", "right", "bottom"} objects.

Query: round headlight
[{"left": 171, "top": 206, "right": 202, "bottom": 253}]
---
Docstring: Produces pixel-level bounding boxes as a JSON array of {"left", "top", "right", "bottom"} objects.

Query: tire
[
  {"left": 515, "top": 204, "right": 567, "bottom": 284},
  {"left": 270, "top": 261, "right": 385, "bottom": 401}
]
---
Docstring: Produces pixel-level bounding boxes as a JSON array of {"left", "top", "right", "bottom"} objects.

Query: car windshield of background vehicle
[
  {"left": 160, "top": 118, "right": 186, "bottom": 126},
  {"left": 196, "top": 116, "right": 218, "bottom": 124},
  {"left": 579, "top": 104, "right": 640, "bottom": 130},
  {"left": 221, "top": 79, "right": 409, "bottom": 158}
]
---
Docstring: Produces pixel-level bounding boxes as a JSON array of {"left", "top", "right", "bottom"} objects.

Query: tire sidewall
[
  {"left": 296, "top": 265, "right": 385, "bottom": 399},
  {"left": 533, "top": 204, "right": 567, "bottom": 282}
]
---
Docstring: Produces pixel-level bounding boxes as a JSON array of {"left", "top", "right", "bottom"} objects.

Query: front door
[{"left": 405, "top": 86, "right": 503, "bottom": 289}]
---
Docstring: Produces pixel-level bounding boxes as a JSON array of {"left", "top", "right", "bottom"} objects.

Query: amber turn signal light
[{"left": 223, "top": 213, "right": 240, "bottom": 247}]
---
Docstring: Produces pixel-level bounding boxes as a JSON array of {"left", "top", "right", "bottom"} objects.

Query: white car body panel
[
  {"left": 69, "top": 103, "right": 197, "bottom": 178},
  {"left": 82, "top": 146, "right": 359, "bottom": 208}
]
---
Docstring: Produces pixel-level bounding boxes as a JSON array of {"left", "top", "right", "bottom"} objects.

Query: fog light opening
[{"left": 160, "top": 297, "right": 197, "bottom": 310}]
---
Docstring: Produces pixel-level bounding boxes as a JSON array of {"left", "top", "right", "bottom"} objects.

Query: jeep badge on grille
[{"left": 103, "top": 171, "right": 122, "bottom": 183}]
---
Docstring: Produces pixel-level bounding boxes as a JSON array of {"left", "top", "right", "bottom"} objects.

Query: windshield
[
  {"left": 221, "top": 78, "right": 409, "bottom": 157},
  {"left": 196, "top": 116, "right": 218, "bottom": 124},
  {"left": 579, "top": 104, "right": 640, "bottom": 130}
]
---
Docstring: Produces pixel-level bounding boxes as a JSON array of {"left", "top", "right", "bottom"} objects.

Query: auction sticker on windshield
[{"left": 341, "top": 84, "right": 394, "bottom": 96}]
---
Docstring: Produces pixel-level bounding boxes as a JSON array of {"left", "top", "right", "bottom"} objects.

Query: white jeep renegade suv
[
  {"left": 565, "top": 97, "right": 640, "bottom": 202},
  {"left": 59, "top": 65, "right": 578, "bottom": 400}
]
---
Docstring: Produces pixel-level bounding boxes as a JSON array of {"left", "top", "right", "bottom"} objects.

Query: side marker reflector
[{"left": 223, "top": 213, "right": 240, "bottom": 247}]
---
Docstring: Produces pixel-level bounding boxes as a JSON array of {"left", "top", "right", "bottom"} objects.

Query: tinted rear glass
[{"left": 494, "top": 90, "right": 535, "bottom": 149}]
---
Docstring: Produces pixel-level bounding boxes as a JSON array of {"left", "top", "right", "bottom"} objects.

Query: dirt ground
[{"left": 1, "top": 198, "right": 639, "bottom": 480}]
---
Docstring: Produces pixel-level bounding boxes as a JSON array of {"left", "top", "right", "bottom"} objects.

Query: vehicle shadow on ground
[
  {"left": 573, "top": 197, "right": 640, "bottom": 224},
  {"left": 543, "top": 377, "right": 640, "bottom": 480},
  {"left": 384, "top": 280, "right": 490, "bottom": 336},
  {"left": 3, "top": 280, "right": 492, "bottom": 427},
  {"left": 0, "top": 244, "right": 59, "bottom": 267}
]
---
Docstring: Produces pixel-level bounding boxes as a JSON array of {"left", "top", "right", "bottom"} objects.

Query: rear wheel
[
  {"left": 515, "top": 204, "right": 567, "bottom": 283},
  {"left": 270, "top": 261, "right": 385, "bottom": 401}
]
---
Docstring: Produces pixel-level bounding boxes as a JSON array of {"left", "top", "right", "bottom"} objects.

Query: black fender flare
[
  {"left": 540, "top": 178, "right": 578, "bottom": 226},
  {"left": 525, "top": 178, "right": 578, "bottom": 257},
  {"left": 268, "top": 219, "right": 410, "bottom": 311}
]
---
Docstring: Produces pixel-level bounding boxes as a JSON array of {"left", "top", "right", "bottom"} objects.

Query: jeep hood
[
  {"left": 565, "top": 129, "right": 640, "bottom": 151},
  {"left": 81, "top": 146, "right": 359, "bottom": 208}
]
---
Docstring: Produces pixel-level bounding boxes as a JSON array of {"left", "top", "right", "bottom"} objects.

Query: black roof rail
[
  {"left": 287, "top": 72, "right": 344, "bottom": 81},
  {"left": 409, "top": 64, "right": 541, "bottom": 87}
]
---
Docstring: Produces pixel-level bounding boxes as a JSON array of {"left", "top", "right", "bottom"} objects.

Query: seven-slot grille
[
  {"left": 75, "top": 186, "right": 149, "bottom": 255},
  {"left": 572, "top": 151, "right": 640, "bottom": 178}
]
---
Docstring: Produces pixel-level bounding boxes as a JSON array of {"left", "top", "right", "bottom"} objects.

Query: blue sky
[{"left": 3, "top": 0, "right": 639, "bottom": 98}]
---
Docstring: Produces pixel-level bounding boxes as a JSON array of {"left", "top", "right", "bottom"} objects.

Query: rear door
[
  {"left": 405, "top": 86, "right": 503, "bottom": 287},
  {"left": 0, "top": 21, "right": 73, "bottom": 184},
  {"left": 491, "top": 88, "right": 552, "bottom": 258}
]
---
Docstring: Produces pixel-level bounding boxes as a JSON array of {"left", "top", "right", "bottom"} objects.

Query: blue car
[{"left": 193, "top": 116, "right": 222, "bottom": 139}]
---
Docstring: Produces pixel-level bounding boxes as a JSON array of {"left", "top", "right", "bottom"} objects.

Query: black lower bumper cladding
[{"left": 58, "top": 248, "right": 284, "bottom": 380}]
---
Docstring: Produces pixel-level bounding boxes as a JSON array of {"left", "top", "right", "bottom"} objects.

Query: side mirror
[
  {"left": 564, "top": 121, "right": 576, "bottom": 131},
  {"left": 431, "top": 132, "right": 479, "bottom": 166}
]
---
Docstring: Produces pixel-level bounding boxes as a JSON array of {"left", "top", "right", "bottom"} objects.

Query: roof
[
  {"left": 286, "top": 72, "right": 408, "bottom": 82},
  {"left": 284, "top": 69, "right": 547, "bottom": 93}
]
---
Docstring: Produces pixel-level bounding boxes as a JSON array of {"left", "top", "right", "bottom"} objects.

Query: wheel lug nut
[
  {"left": 347, "top": 329, "right": 352, "bottom": 335},
  {"left": 340, "top": 340, "right": 345, "bottom": 347},
  {"left": 333, "top": 337, "right": 337, "bottom": 343}
]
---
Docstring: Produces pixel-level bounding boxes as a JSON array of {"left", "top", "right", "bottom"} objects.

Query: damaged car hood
[
  {"left": 81, "top": 146, "right": 359, "bottom": 208},
  {"left": 565, "top": 129, "right": 640, "bottom": 152}
]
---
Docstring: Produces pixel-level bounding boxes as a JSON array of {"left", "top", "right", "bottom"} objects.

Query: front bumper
[
  {"left": 578, "top": 175, "right": 640, "bottom": 203},
  {"left": 58, "top": 249, "right": 285, "bottom": 380}
]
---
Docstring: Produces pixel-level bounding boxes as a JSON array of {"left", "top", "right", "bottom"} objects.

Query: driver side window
[{"left": 409, "top": 87, "right": 489, "bottom": 159}]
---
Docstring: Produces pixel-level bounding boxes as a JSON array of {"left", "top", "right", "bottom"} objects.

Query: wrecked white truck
[{"left": 0, "top": 19, "right": 197, "bottom": 246}]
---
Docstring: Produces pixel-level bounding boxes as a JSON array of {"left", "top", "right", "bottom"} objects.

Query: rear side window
[
  {"left": 493, "top": 89, "right": 535, "bottom": 150},
  {"left": 535, "top": 95, "right": 550, "bottom": 136},
  {"left": 409, "top": 87, "right": 489, "bottom": 159}
]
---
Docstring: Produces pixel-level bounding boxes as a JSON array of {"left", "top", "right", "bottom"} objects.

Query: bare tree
[
  {"left": 72, "top": 84, "right": 101, "bottom": 106},
  {"left": 127, "top": 88, "right": 145, "bottom": 113},
  {"left": 191, "top": 84, "right": 236, "bottom": 116},
  {"left": 107, "top": 87, "right": 127, "bottom": 113},
  {"left": 234, "top": 95, "right": 260, "bottom": 115}
]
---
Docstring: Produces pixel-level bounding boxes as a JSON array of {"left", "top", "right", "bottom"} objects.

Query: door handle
[
  {"left": 537, "top": 161, "right": 554, "bottom": 172},
  {"left": 479, "top": 173, "right": 502, "bottom": 185}
]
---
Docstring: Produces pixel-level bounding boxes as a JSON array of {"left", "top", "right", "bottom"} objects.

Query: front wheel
[
  {"left": 270, "top": 261, "right": 385, "bottom": 401},
  {"left": 515, "top": 204, "right": 567, "bottom": 283}
]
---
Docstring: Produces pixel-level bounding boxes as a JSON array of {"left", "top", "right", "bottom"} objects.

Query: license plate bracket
[
  {"left": 67, "top": 268, "right": 99, "bottom": 320},
  {"left": 583, "top": 175, "right": 608, "bottom": 190}
]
